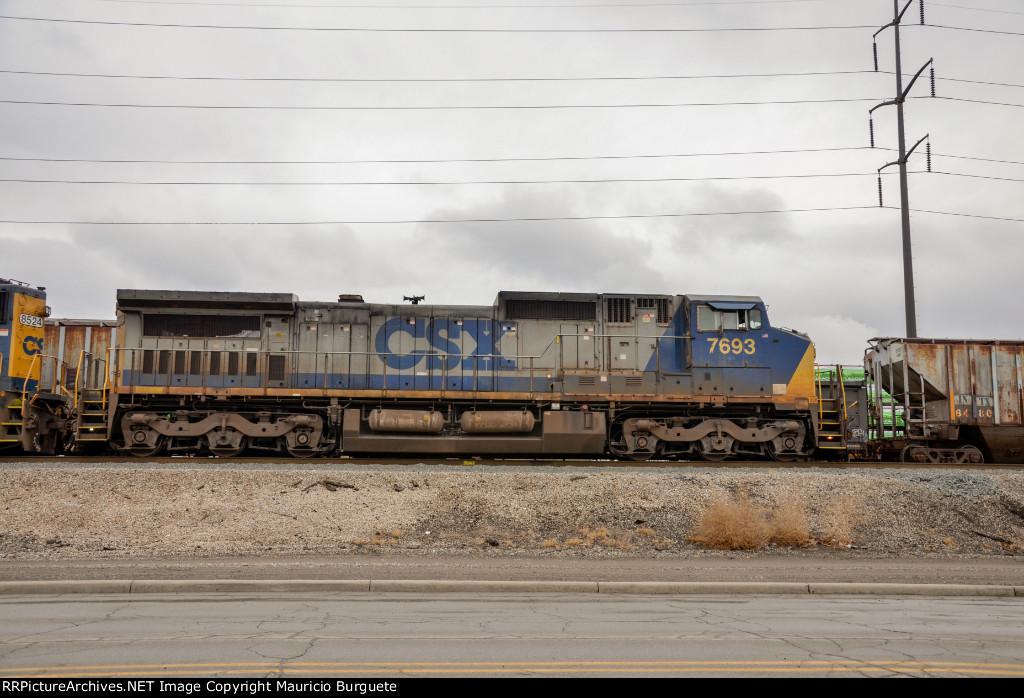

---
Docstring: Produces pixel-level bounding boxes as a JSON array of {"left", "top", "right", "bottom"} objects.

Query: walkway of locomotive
[{"left": 3, "top": 455, "right": 1023, "bottom": 470}]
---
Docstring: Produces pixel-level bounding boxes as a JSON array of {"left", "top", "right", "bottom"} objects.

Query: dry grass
[
  {"left": 767, "top": 495, "right": 812, "bottom": 547},
  {"left": 690, "top": 490, "right": 818, "bottom": 550},
  {"left": 689, "top": 491, "right": 770, "bottom": 550}
]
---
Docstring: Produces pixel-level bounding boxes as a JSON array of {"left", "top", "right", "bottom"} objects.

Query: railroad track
[{"left": 2, "top": 455, "right": 1021, "bottom": 470}]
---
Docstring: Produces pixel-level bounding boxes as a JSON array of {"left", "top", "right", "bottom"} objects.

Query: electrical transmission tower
[{"left": 870, "top": 0, "right": 935, "bottom": 339}]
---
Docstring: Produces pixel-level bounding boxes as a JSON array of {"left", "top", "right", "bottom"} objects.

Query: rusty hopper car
[
  {"left": 105, "top": 289, "right": 832, "bottom": 460},
  {"left": 865, "top": 338, "right": 1024, "bottom": 463}
]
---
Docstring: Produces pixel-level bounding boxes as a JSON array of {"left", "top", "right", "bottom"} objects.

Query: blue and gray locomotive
[{"left": 108, "top": 288, "right": 827, "bottom": 460}]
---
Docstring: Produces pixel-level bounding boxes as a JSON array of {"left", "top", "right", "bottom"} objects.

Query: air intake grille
[
  {"left": 505, "top": 299, "right": 596, "bottom": 321},
  {"left": 143, "top": 314, "right": 260, "bottom": 338}
]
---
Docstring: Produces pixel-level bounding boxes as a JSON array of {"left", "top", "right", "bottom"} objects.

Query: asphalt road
[{"left": 2, "top": 592, "right": 1022, "bottom": 677}]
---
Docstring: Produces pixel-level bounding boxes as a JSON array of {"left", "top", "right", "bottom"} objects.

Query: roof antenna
[{"left": 403, "top": 295, "right": 425, "bottom": 305}]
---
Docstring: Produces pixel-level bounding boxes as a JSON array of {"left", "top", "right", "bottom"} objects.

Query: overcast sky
[{"left": 2, "top": 0, "right": 1022, "bottom": 362}]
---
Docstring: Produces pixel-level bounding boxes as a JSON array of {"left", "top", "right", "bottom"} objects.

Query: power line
[
  {"left": 8, "top": 66, "right": 1020, "bottom": 94},
  {"left": 2, "top": 206, "right": 1020, "bottom": 225},
  {"left": 0, "top": 14, "right": 876, "bottom": 31},
  {"left": 928, "top": 95, "right": 1024, "bottom": 109},
  {"left": 0, "top": 205, "right": 882, "bottom": 225},
  {"left": 936, "top": 152, "right": 1024, "bottom": 167},
  {"left": 935, "top": 76, "right": 1024, "bottom": 90},
  {"left": 4, "top": 67, "right": 1022, "bottom": 92},
  {"left": 927, "top": 23, "right": 1024, "bottom": 37},
  {"left": 932, "top": 171, "right": 1024, "bottom": 184},
  {"left": 0, "top": 171, "right": 890, "bottom": 186},
  {"left": 910, "top": 208, "right": 1024, "bottom": 223},
  {"left": 0, "top": 67, "right": 880, "bottom": 83},
  {"left": 0, "top": 146, "right": 878, "bottom": 165},
  {"left": 930, "top": 2, "right": 1024, "bottom": 16},
  {"left": 0, "top": 97, "right": 881, "bottom": 110}
]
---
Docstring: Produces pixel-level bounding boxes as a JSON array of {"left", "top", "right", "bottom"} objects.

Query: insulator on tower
[
  {"left": 930, "top": 66, "right": 935, "bottom": 97},
  {"left": 878, "top": 175, "right": 884, "bottom": 207},
  {"left": 926, "top": 141, "right": 932, "bottom": 172},
  {"left": 869, "top": 117, "right": 875, "bottom": 148},
  {"left": 873, "top": 41, "right": 878, "bottom": 71},
  {"left": 919, "top": 0, "right": 925, "bottom": 25}
]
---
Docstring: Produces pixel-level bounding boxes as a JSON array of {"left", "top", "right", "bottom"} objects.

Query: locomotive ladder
[
  {"left": 815, "top": 365, "right": 848, "bottom": 455},
  {"left": 73, "top": 351, "right": 110, "bottom": 449},
  {"left": 0, "top": 400, "right": 25, "bottom": 447}
]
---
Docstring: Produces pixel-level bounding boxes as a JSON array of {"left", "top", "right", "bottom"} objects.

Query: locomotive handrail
[
  {"left": 20, "top": 354, "right": 36, "bottom": 408},
  {"left": 75, "top": 350, "right": 85, "bottom": 410},
  {"left": 19, "top": 353, "right": 63, "bottom": 406},
  {"left": 840, "top": 368, "right": 848, "bottom": 424}
]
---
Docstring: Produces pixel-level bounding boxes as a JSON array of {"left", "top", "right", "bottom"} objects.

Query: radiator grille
[
  {"left": 605, "top": 297, "right": 631, "bottom": 323},
  {"left": 637, "top": 297, "right": 672, "bottom": 324}
]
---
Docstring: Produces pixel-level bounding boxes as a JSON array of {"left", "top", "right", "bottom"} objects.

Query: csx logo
[
  {"left": 19, "top": 313, "right": 44, "bottom": 329},
  {"left": 374, "top": 318, "right": 515, "bottom": 371},
  {"left": 22, "top": 336, "right": 43, "bottom": 356}
]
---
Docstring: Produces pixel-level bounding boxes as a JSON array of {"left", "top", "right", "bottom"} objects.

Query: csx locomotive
[
  {"left": 3, "top": 282, "right": 837, "bottom": 460},
  {"left": 0, "top": 279, "right": 68, "bottom": 454}
]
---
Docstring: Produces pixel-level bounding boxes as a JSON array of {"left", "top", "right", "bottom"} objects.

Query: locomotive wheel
[
  {"left": 608, "top": 440, "right": 655, "bottom": 461},
  {"left": 208, "top": 436, "right": 248, "bottom": 458},
  {"left": 766, "top": 442, "right": 799, "bottom": 462},
  {"left": 36, "top": 430, "right": 59, "bottom": 456},
  {"left": 128, "top": 437, "right": 164, "bottom": 458},
  {"left": 695, "top": 442, "right": 729, "bottom": 462}
]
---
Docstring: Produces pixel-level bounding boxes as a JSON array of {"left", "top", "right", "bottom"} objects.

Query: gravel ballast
[{"left": 1, "top": 465, "right": 1023, "bottom": 560}]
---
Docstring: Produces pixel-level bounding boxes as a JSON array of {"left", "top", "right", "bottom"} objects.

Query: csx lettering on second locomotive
[{"left": 374, "top": 318, "right": 515, "bottom": 370}]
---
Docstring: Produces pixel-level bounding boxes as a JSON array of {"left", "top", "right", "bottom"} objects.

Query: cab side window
[{"left": 697, "top": 305, "right": 761, "bottom": 331}]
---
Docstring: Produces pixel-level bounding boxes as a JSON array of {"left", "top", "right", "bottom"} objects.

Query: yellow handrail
[
  {"left": 815, "top": 363, "right": 822, "bottom": 421},
  {"left": 75, "top": 350, "right": 86, "bottom": 410},
  {"left": 59, "top": 361, "right": 72, "bottom": 399},
  {"left": 20, "top": 352, "right": 41, "bottom": 409},
  {"left": 839, "top": 366, "right": 848, "bottom": 424},
  {"left": 103, "top": 346, "right": 116, "bottom": 413}
]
